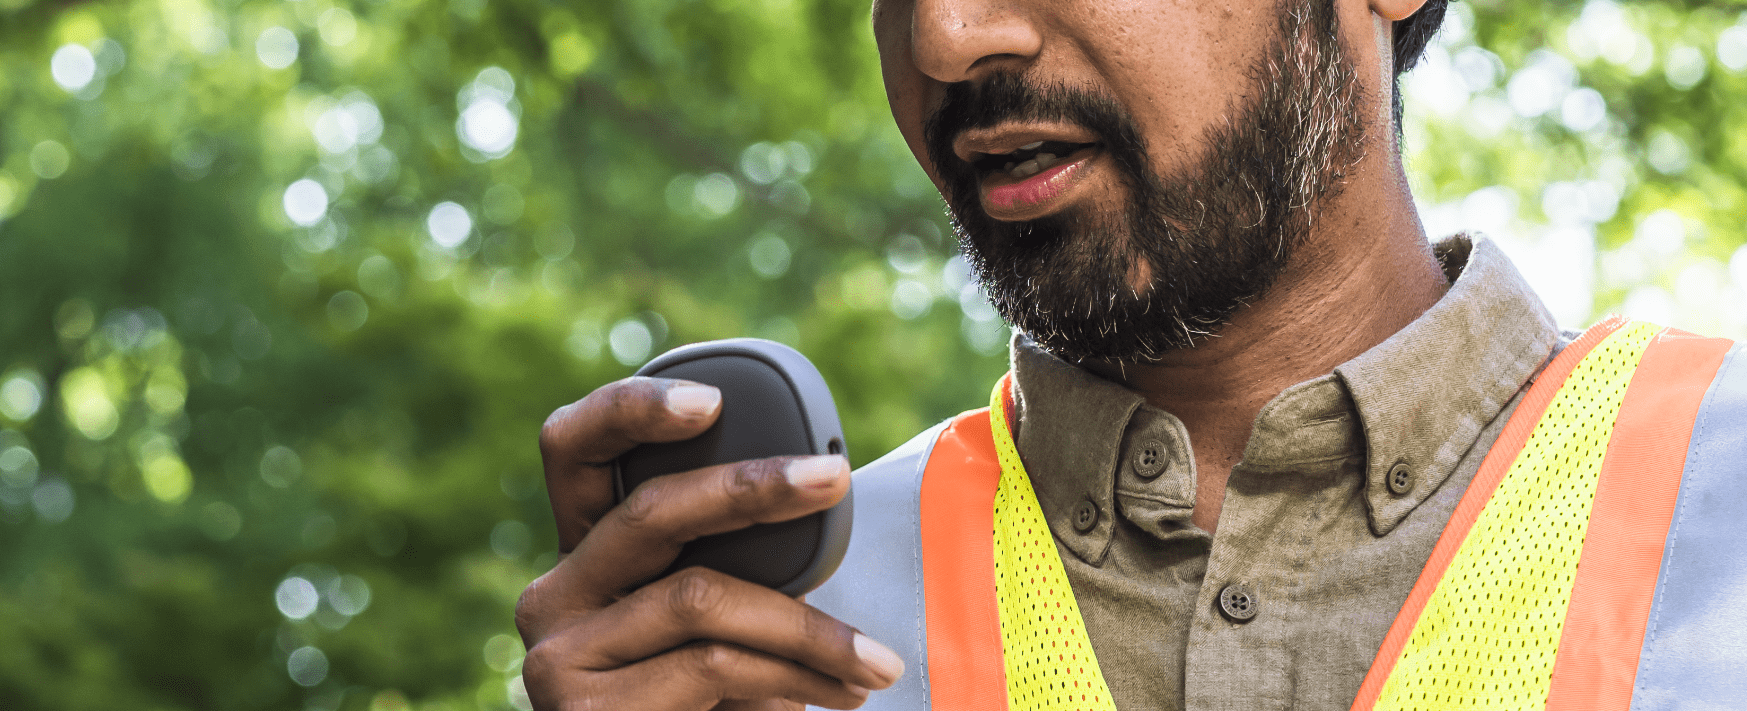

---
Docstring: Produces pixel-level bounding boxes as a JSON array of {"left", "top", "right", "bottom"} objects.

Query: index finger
[{"left": 540, "top": 376, "right": 723, "bottom": 551}]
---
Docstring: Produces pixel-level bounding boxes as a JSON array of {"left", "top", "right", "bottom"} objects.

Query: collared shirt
[{"left": 1009, "top": 236, "right": 1566, "bottom": 711}]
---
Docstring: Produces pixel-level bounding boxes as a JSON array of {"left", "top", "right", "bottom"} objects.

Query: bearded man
[{"left": 513, "top": 0, "right": 1747, "bottom": 709}]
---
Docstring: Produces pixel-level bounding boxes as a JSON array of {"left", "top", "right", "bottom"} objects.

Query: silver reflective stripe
[
  {"left": 1631, "top": 342, "right": 1747, "bottom": 709},
  {"left": 808, "top": 421, "right": 947, "bottom": 711}
]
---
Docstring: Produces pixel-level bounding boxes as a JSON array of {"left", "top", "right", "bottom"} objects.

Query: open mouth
[
  {"left": 968, "top": 140, "right": 1103, "bottom": 219},
  {"left": 971, "top": 140, "right": 1101, "bottom": 179}
]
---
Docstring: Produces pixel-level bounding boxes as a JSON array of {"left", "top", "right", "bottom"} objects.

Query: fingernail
[
  {"left": 786, "top": 456, "right": 847, "bottom": 489},
  {"left": 846, "top": 684, "right": 870, "bottom": 698},
  {"left": 853, "top": 633, "right": 904, "bottom": 684},
  {"left": 664, "top": 384, "right": 720, "bottom": 418}
]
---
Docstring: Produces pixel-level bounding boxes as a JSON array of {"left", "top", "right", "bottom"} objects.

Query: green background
[{"left": 0, "top": 0, "right": 1743, "bottom": 709}]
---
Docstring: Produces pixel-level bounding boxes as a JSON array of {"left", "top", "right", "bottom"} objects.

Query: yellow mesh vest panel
[
  {"left": 989, "top": 382, "right": 1119, "bottom": 711},
  {"left": 1373, "top": 321, "right": 1658, "bottom": 710}
]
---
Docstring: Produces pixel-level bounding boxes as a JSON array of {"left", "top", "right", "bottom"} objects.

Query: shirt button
[
  {"left": 1071, "top": 499, "right": 1100, "bottom": 532},
  {"left": 1132, "top": 439, "right": 1168, "bottom": 479},
  {"left": 1387, "top": 461, "right": 1414, "bottom": 495},
  {"left": 1218, "top": 583, "right": 1260, "bottom": 622}
]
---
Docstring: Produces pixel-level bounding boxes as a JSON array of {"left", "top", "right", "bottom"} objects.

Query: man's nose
[{"left": 909, "top": 0, "right": 1043, "bottom": 84}]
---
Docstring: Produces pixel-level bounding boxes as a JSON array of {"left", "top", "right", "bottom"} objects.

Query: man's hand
[{"left": 516, "top": 377, "right": 904, "bottom": 711}]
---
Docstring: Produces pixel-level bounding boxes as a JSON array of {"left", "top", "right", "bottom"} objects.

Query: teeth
[
  {"left": 1019, "top": 141, "right": 1044, "bottom": 151},
  {"left": 1003, "top": 161, "right": 1016, "bottom": 171},
  {"left": 1034, "top": 153, "right": 1058, "bottom": 169},
  {"left": 1010, "top": 159, "right": 1041, "bottom": 178}
]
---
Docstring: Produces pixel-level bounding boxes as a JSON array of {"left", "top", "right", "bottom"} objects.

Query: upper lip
[{"left": 951, "top": 122, "right": 1101, "bottom": 165}]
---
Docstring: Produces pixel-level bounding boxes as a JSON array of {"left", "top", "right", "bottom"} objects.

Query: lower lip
[{"left": 981, "top": 154, "right": 1092, "bottom": 217}]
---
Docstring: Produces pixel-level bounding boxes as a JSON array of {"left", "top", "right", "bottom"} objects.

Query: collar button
[
  {"left": 1132, "top": 439, "right": 1168, "bottom": 479},
  {"left": 1387, "top": 461, "right": 1414, "bottom": 495},
  {"left": 1071, "top": 499, "right": 1099, "bottom": 532}
]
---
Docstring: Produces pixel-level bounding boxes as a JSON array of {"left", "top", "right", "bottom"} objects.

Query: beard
[{"left": 924, "top": 1, "right": 1368, "bottom": 362}]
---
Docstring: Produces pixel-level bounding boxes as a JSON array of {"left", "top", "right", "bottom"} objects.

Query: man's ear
[{"left": 1370, "top": 0, "right": 1430, "bottom": 22}]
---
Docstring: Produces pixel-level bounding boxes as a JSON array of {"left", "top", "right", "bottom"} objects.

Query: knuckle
[
  {"left": 666, "top": 568, "right": 728, "bottom": 626},
  {"left": 617, "top": 482, "right": 663, "bottom": 533},
  {"left": 797, "top": 606, "right": 845, "bottom": 650},
  {"left": 521, "top": 644, "right": 606, "bottom": 711},
  {"left": 521, "top": 639, "right": 560, "bottom": 681},
  {"left": 515, "top": 575, "right": 554, "bottom": 640},
  {"left": 721, "top": 459, "right": 776, "bottom": 511},
  {"left": 689, "top": 642, "right": 742, "bottom": 684},
  {"left": 606, "top": 378, "right": 659, "bottom": 431},
  {"left": 538, "top": 405, "right": 574, "bottom": 457}
]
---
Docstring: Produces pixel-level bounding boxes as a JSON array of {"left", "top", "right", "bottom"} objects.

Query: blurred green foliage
[{"left": 0, "top": 0, "right": 1743, "bottom": 709}]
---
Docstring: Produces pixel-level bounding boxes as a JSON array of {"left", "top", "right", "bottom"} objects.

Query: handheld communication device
[{"left": 613, "top": 338, "right": 851, "bottom": 596}]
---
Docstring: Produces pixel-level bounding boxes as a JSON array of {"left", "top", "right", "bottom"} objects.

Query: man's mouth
[
  {"left": 970, "top": 140, "right": 1098, "bottom": 178},
  {"left": 968, "top": 141, "right": 1101, "bottom": 221}
]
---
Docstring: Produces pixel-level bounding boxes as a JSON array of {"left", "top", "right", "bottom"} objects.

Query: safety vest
[{"left": 806, "top": 317, "right": 1747, "bottom": 711}]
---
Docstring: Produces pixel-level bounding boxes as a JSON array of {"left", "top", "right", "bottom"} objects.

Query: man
[{"left": 515, "top": 0, "right": 1747, "bottom": 709}]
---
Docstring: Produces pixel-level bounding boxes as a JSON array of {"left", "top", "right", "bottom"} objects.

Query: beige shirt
[{"left": 1009, "top": 236, "right": 1566, "bottom": 711}]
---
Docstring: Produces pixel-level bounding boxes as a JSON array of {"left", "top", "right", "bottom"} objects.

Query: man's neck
[{"left": 1081, "top": 165, "right": 1448, "bottom": 532}]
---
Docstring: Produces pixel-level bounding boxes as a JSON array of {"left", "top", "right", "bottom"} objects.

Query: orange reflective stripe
[
  {"left": 1349, "top": 316, "right": 1628, "bottom": 711},
  {"left": 1544, "top": 329, "right": 1732, "bottom": 711},
  {"left": 920, "top": 376, "right": 1008, "bottom": 711}
]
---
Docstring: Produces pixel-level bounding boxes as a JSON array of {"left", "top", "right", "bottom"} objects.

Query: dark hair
[
  {"left": 1392, "top": 1, "right": 1450, "bottom": 77},
  {"left": 1390, "top": 0, "right": 1450, "bottom": 125}
]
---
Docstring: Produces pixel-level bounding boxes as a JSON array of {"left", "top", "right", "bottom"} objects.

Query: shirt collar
[
  {"left": 1331, "top": 235, "right": 1559, "bottom": 534},
  {"left": 1010, "top": 234, "right": 1562, "bottom": 552}
]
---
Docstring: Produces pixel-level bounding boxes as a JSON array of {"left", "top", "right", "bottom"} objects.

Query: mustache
[{"left": 922, "top": 72, "right": 1151, "bottom": 186}]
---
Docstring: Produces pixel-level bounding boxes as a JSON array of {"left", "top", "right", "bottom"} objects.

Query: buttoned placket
[{"left": 1007, "top": 236, "right": 1565, "bottom": 711}]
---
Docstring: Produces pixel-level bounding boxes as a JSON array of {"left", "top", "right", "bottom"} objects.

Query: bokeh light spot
[
  {"left": 959, "top": 283, "right": 1000, "bottom": 323},
  {"left": 276, "top": 576, "right": 320, "bottom": 619},
  {"left": 142, "top": 453, "right": 192, "bottom": 504},
  {"left": 1559, "top": 88, "right": 1607, "bottom": 132},
  {"left": 891, "top": 280, "right": 933, "bottom": 320},
  {"left": 739, "top": 142, "right": 787, "bottom": 185},
  {"left": 358, "top": 256, "right": 403, "bottom": 301},
  {"left": 483, "top": 634, "right": 524, "bottom": 672},
  {"left": 30, "top": 141, "right": 70, "bottom": 180},
  {"left": 548, "top": 33, "right": 596, "bottom": 77},
  {"left": 313, "top": 105, "right": 361, "bottom": 154},
  {"left": 608, "top": 319, "right": 652, "bottom": 366},
  {"left": 283, "top": 179, "right": 329, "bottom": 227},
  {"left": 886, "top": 234, "right": 928, "bottom": 273},
  {"left": 260, "top": 445, "right": 302, "bottom": 488},
  {"left": 317, "top": 8, "right": 357, "bottom": 47},
  {"left": 459, "top": 99, "right": 518, "bottom": 156},
  {"left": 32, "top": 478, "right": 74, "bottom": 522},
  {"left": 748, "top": 233, "right": 791, "bottom": 279},
  {"left": 1720, "top": 26, "right": 1747, "bottom": 72},
  {"left": 490, "top": 520, "right": 531, "bottom": 559},
  {"left": 287, "top": 646, "right": 329, "bottom": 687},
  {"left": 51, "top": 44, "right": 97, "bottom": 92},
  {"left": 507, "top": 675, "right": 533, "bottom": 711},
  {"left": 0, "top": 446, "right": 40, "bottom": 489},
  {"left": 1646, "top": 131, "right": 1690, "bottom": 174},
  {"left": 1665, "top": 45, "right": 1707, "bottom": 90},
  {"left": 1506, "top": 50, "right": 1575, "bottom": 118},
  {"left": 145, "top": 368, "right": 188, "bottom": 415},
  {"left": 327, "top": 290, "right": 369, "bottom": 331},
  {"left": 326, "top": 574, "right": 372, "bottom": 616},
  {"left": 427, "top": 202, "right": 473, "bottom": 249},
  {"left": 257, "top": 27, "right": 299, "bottom": 69},
  {"left": 535, "top": 225, "right": 575, "bottom": 261},
  {"left": 692, "top": 173, "right": 740, "bottom": 218},
  {"left": 0, "top": 369, "right": 45, "bottom": 421},
  {"left": 59, "top": 367, "right": 117, "bottom": 440},
  {"left": 565, "top": 319, "right": 602, "bottom": 362}
]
